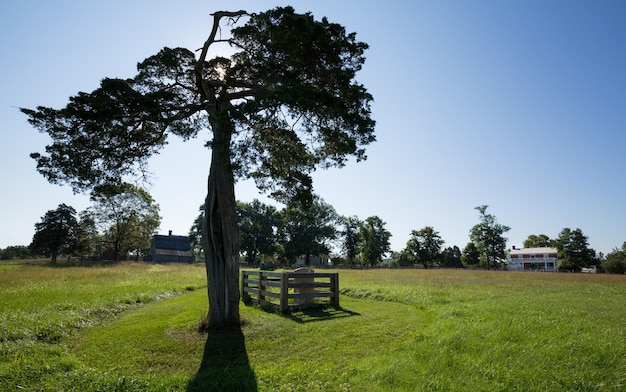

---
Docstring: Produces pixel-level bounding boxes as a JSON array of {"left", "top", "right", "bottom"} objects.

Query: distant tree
[
  {"left": 75, "top": 210, "right": 99, "bottom": 259},
  {"left": 461, "top": 242, "right": 481, "bottom": 267},
  {"left": 602, "top": 242, "right": 626, "bottom": 274},
  {"left": 340, "top": 215, "right": 362, "bottom": 267},
  {"left": 359, "top": 216, "right": 391, "bottom": 266},
  {"left": 441, "top": 246, "right": 463, "bottom": 268},
  {"left": 0, "top": 245, "right": 32, "bottom": 260},
  {"left": 523, "top": 234, "right": 553, "bottom": 248},
  {"left": 86, "top": 184, "right": 161, "bottom": 261},
  {"left": 189, "top": 206, "right": 205, "bottom": 262},
  {"left": 405, "top": 226, "right": 444, "bottom": 269},
  {"left": 22, "top": 7, "right": 375, "bottom": 328},
  {"left": 389, "top": 250, "right": 411, "bottom": 267},
  {"left": 30, "top": 204, "right": 79, "bottom": 263},
  {"left": 469, "top": 205, "right": 510, "bottom": 269},
  {"left": 237, "top": 199, "right": 281, "bottom": 264},
  {"left": 279, "top": 196, "right": 339, "bottom": 265},
  {"left": 555, "top": 228, "right": 595, "bottom": 271}
]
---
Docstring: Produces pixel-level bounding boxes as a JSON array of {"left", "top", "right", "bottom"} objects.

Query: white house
[{"left": 507, "top": 246, "right": 558, "bottom": 272}]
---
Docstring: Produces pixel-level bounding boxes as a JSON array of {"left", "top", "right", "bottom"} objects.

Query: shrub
[{"left": 602, "top": 252, "right": 626, "bottom": 274}]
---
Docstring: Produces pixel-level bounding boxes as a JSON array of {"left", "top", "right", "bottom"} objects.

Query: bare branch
[{"left": 196, "top": 10, "right": 248, "bottom": 101}]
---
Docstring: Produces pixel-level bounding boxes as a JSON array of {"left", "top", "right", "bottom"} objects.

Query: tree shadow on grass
[
  {"left": 283, "top": 306, "right": 361, "bottom": 324},
  {"left": 186, "top": 326, "right": 257, "bottom": 392}
]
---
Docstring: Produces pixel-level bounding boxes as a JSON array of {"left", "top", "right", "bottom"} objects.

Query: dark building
[{"left": 150, "top": 231, "right": 194, "bottom": 263}]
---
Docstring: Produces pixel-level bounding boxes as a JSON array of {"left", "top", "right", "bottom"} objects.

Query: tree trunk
[{"left": 202, "top": 123, "right": 241, "bottom": 329}]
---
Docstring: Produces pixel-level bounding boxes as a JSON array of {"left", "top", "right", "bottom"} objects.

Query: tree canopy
[
  {"left": 85, "top": 184, "right": 161, "bottom": 261},
  {"left": 359, "top": 216, "right": 391, "bottom": 266},
  {"left": 30, "top": 204, "right": 79, "bottom": 263},
  {"left": 461, "top": 242, "right": 481, "bottom": 267},
  {"left": 340, "top": 215, "right": 362, "bottom": 267},
  {"left": 523, "top": 234, "right": 553, "bottom": 248},
  {"left": 404, "top": 226, "right": 445, "bottom": 269},
  {"left": 237, "top": 200, "right": 281, "bottom": 264},
  {"left": 22, "top": 7, "right": 375, "bottom": 328},
  {"left": 555, "top": 228, "right": 595, "bottom": 271},
  {"left": 280, "top": 196, "right": 339, "bottom": 265},
  {"left": 602, "top": 242, "right": 626, "bottom": 274},
  {"left": 469, "top": 205, "right": 510, "bottom": 269}
]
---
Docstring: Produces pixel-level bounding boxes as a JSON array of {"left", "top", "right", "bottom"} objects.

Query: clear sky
[{"left": 1, "top": 0, "right": 625, "bottom": 256}]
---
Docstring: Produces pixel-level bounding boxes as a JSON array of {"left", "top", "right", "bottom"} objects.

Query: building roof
[
  {"left": 151, "top": 234, "right": 194, "bottom": 261},
  {"left": 510, "top": 247, "right": 558, "bottom": 256},
  {"left": 152, "top": 234, "right": 192, "bottom": 251}
]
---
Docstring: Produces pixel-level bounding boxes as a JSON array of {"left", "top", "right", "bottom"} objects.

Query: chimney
[
  {"left": 512, "top": 245, "right": 516, "bottom": 250},
  {"left": 168, "top": 230, "right": 172, "bottom": 236}
]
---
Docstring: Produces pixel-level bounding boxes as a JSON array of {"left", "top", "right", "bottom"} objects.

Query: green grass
[{"left": 1, "top": 262, "right": 624, "bottom": 391}]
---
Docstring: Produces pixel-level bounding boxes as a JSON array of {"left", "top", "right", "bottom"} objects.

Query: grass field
[{"left": 1, "top": 261, "right": 624, "bottom": 391}]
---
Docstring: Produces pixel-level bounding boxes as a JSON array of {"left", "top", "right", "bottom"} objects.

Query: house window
[{"left": 530, "top": 254, "right": 536, "bottom": 259}]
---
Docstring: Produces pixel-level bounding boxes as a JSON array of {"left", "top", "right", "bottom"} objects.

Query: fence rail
[{"left": 241, "top": 270, "right": 339, "bottom": 312}]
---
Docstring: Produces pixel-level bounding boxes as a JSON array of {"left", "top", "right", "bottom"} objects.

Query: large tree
[
  {"left": 404, "top": 226, "right": 445, "bottom": 269},
  {"left": 359, "top": 216, "right": 391, "bottom": 266},
  {"left": 85, "top": 184, "right": 161, "bottom": 261},
  {"left": 461, "top": 242, "right": 481, "bottom": 267},
  {"left": 30, "top": 204, "right": 80, "bottom": 263},
  {"left": 469, "top": 205, "right": 510, "bottom": 269},
  {"left": 75, "top": 210, "right": 100, "bottom": 259},
  {"left": 279, "top": 196, "right": 339, "bottom": 265},
  {"left": 237, "top": 199, "right": 281, "bottom": 264},
  {"left": 22, "top": 7, "right": 375, "bottom": 328},
  {"left": 523, "top": 234, "right": 553, "bottom": 248},
  {"left": 340, "top": 215, "right": 362, "bottom": 267},
  {"left": 555, "top": 228, "right": 595, "bottom": 271},
  {"left": 602, "top": 242, "right": 626, "bottom": 274},
  {"left": 441, "top": 245, "right": 463, "bottom": 268}
]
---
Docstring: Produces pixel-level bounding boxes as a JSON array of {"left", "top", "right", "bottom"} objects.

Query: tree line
[
  {"left": 1, "top": 184, "right": 161, "bottom": 263},
  {"left": 3, "top": 198, "right": 624, "bottom": 274}
]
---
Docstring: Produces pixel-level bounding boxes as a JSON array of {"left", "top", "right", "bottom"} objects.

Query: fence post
[
  {"left": 258, "top": 271, "right": 265, "bottom": 304},
  {"left": 332, "top": 273, "right": 340, "bottom": 308},
  {"left": 280, "top": 273, "right": 289, "bottom": 313},
  {"left": 241, "top": 271, "right": 247, "bottom": 301}
]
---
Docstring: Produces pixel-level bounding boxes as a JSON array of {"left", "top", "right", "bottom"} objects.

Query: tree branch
[{"left": 196, "top": 10, "right": 248, "bottom": 101}]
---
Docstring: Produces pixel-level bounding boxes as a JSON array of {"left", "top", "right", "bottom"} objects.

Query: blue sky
[{"left": 1, "top": 0, "right": 624, "bottom": 256}]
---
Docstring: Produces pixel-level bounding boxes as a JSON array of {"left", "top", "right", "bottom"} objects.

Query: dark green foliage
[
  {"left": 237, "top": 199, "right": 281, "bottom": 264},
  {"left": 23, "top": 75, "right": 202, "bottom": 192},
  {"left": 0, "top": 245, "right": 32, "bottom": 260},
  {"left": 86, "top": 183, "right": 161, "bottom": 261},
  {"left": 555, "top": 228, "right": 595, "bottom": 271},
  {"left": 602, "top": 244, "right": 626, "bottom": 274},
  {"left": 404, "top": 226, "right": 445, "bottom": 269},
  {"left": 279, "top": 195, "right": 339, "bottom": 264},
  {"left": 340, "top": 216, "right": 362, "bottom": 266},
  {"left": 441, "top": 246, "right": 463, "bottom": 268},
  {"left": 228, "top": 7, "right": 375, "bottom": 202},
  {"left": 359, "top": 216, "right": 392, "bottom": 266},
  {"left": 461, "top": 242, "right": 481, "bottom": 267},
  {"left": 30, "top": 204, "right": 80, "bottom": 263},
  {"left": 188, "top": 205, "right": 205, "bottom": 261},
  {"left": 469, "top": 205, "right": 510, "bottom": 269},
  {"left": 523, "top": 234, "right": 553, "bottom": 248}
]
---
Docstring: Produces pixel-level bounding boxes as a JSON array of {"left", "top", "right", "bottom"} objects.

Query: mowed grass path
[{"left": 1, "top": 262, "right": 624, "bottom": 391}]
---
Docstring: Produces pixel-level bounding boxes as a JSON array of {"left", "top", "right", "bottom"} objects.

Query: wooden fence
[{"left": 241, "top": 270, "right": 339, "bottom": 313}]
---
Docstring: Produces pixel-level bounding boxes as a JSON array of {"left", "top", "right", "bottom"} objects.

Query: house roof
[
  {"left": 510, "top": 247, "right": 558, "bottom": 255},
  {"left": 151, "top": 235, "right": 194, "bottom": 259},
  {"left": 152, "top": 235, "right": 192, "bottom": 251}
]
